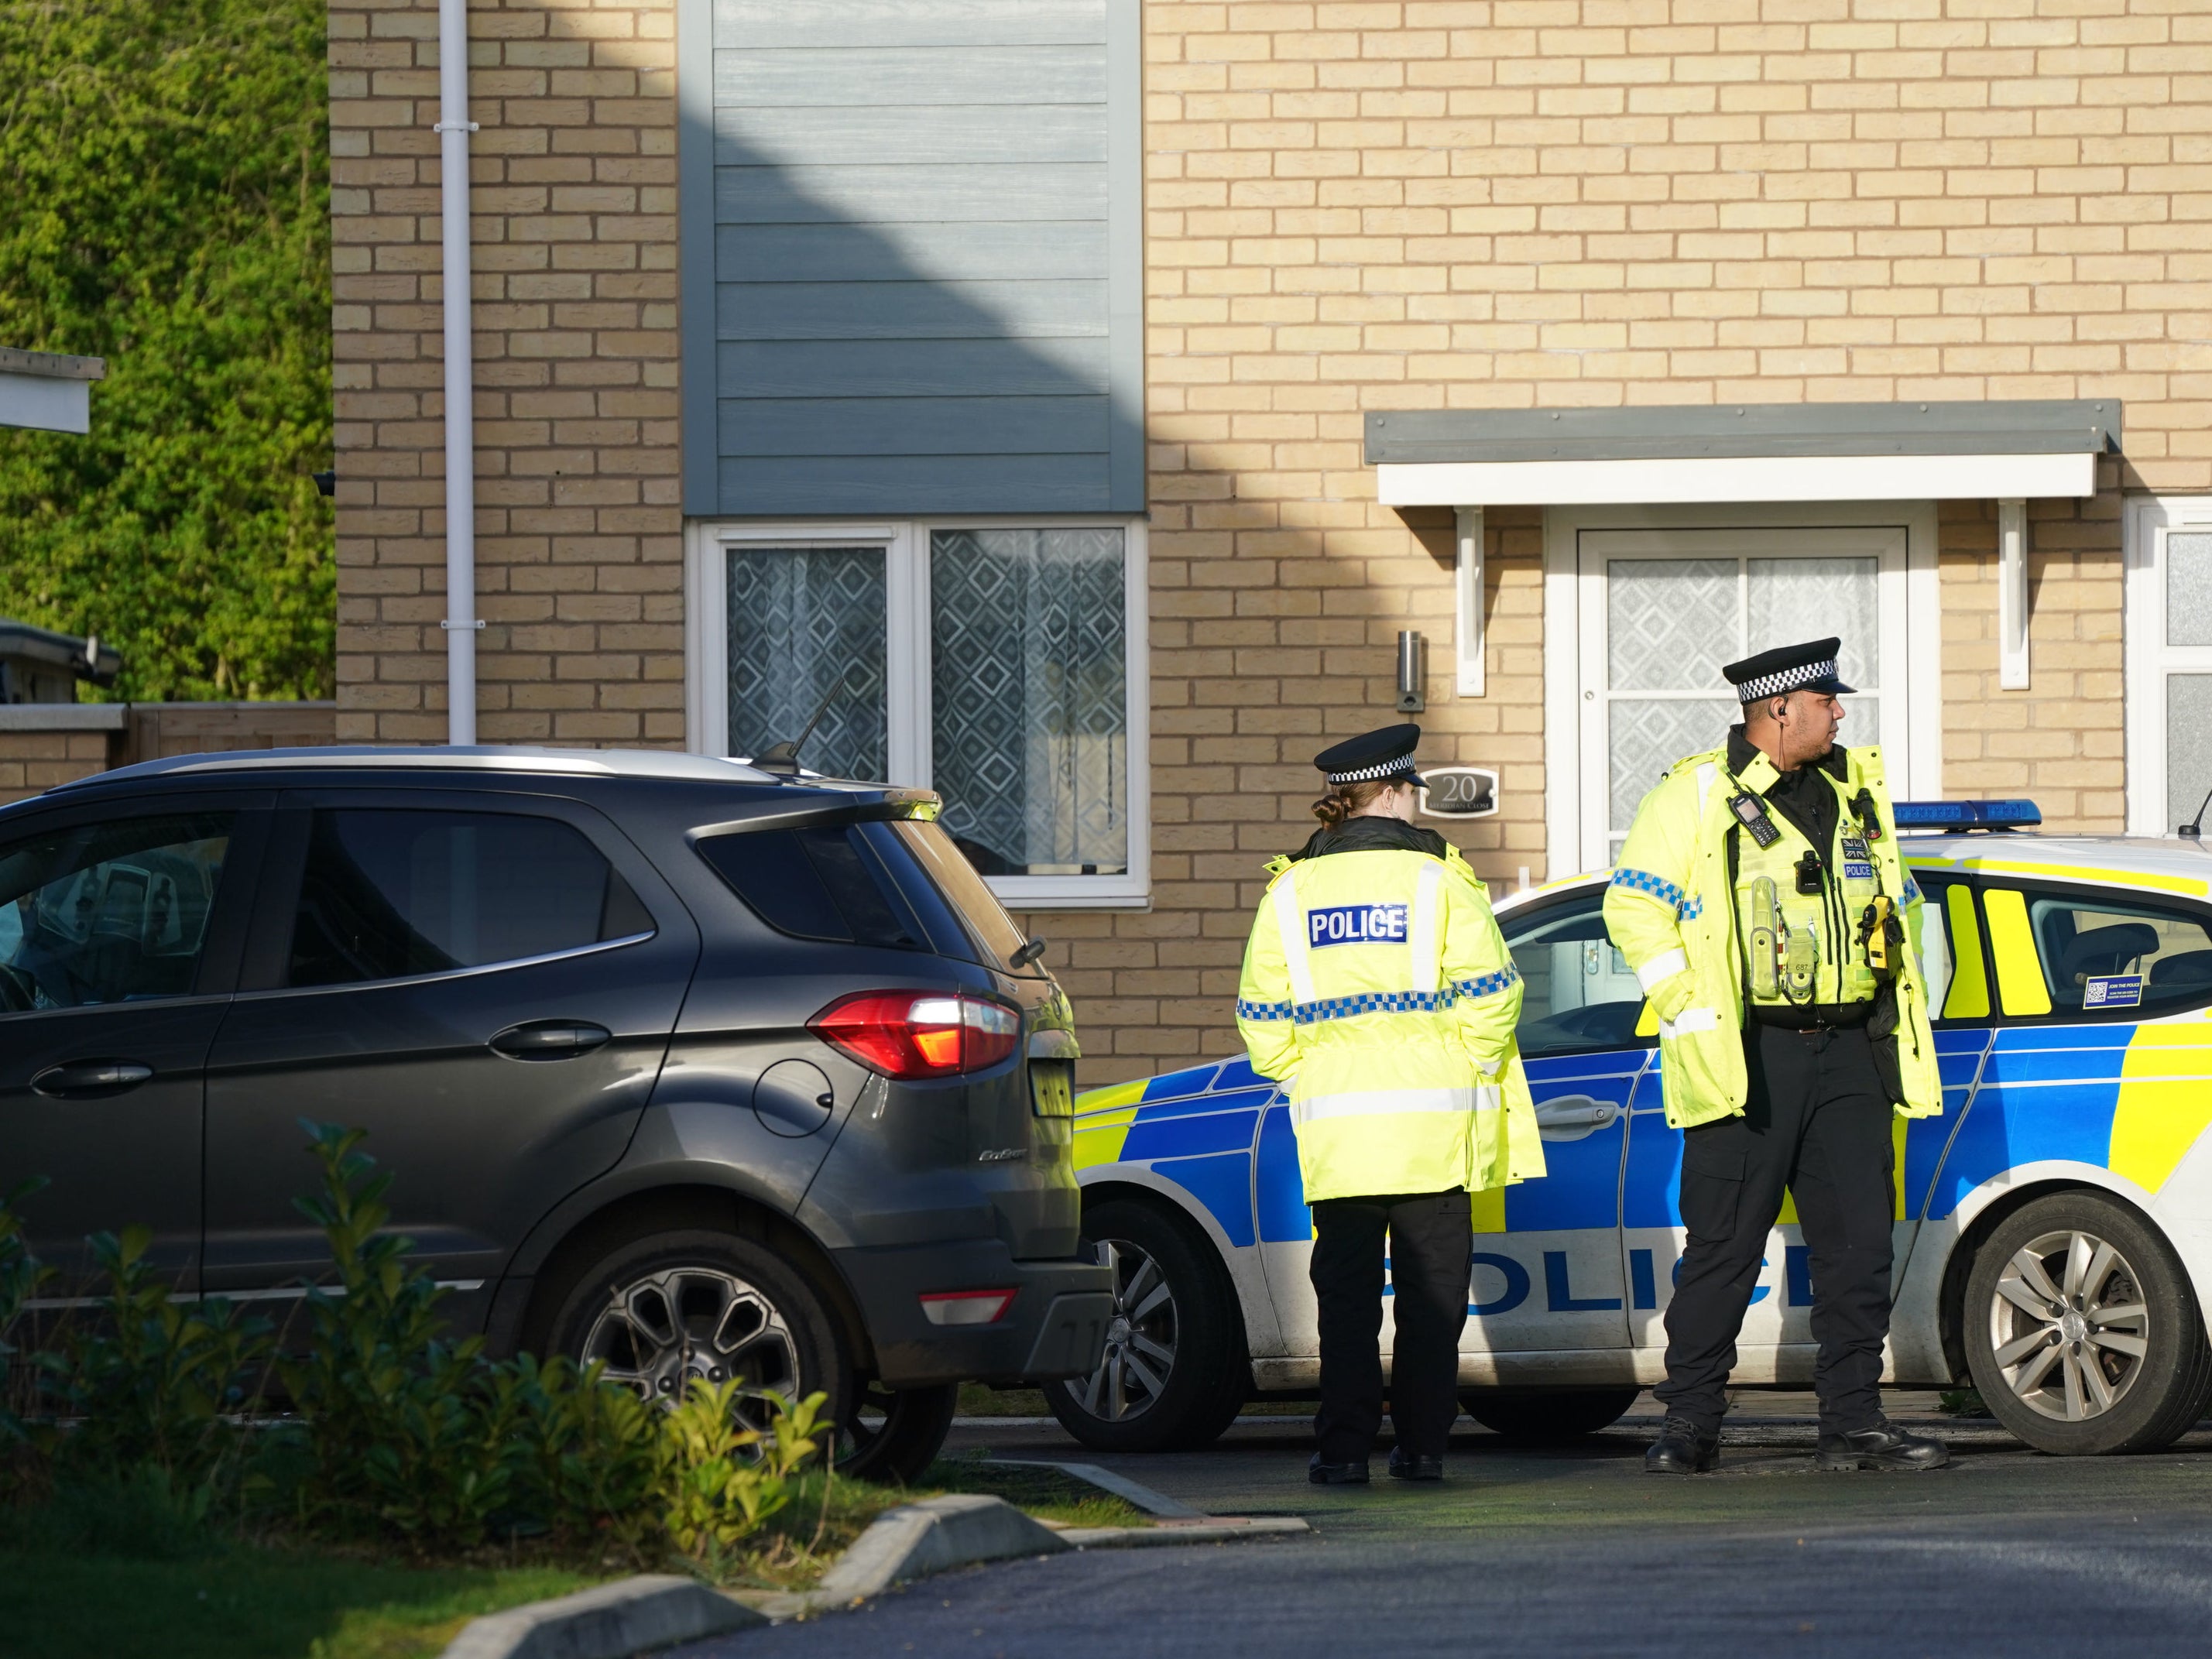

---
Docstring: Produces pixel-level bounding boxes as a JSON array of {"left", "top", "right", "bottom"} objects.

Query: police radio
[{"left": 1728, "top": 790, "right": 1782, "bottom": 848}]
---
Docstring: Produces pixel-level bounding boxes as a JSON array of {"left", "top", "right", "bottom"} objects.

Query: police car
[{"left": 1050, "top": 802, "right": 2212, "bottom": 1458}]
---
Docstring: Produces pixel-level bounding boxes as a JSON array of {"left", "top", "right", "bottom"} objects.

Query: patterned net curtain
[
  {"left": 1605, "top": 555, "right": 1879, "bottom": 841},
  {"left": 930, "top": 528, "right": 1127, "bottom": 876},
  {"left": 725, "top": 547, "right": 889, "bottom": 780}
]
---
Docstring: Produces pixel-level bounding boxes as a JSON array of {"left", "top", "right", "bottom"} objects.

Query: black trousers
[
  {"left": 1654, "top": 1023, "right": 1897, "bottom": 1436},
  {"left": 1309, "top": 1188, "right": 1471, "bottom": 1465}
]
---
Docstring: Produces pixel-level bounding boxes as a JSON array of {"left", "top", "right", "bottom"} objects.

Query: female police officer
[{"left": 1236, "top": 725, "right": 1545, "bottom": 1484}]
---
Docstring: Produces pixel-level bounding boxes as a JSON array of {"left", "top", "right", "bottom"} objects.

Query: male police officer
[
  {"left": 1603, "top": 639, "right": 1950, "bottom": 1473},
  {"left": 1238, "top": 725, "right": 1544, "bottom": 1484}
]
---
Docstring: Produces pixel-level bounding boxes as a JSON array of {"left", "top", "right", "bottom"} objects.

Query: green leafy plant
[
  {"left": 0, "top": 1180, "right": 53, "bottom": 1489},
  {"left": 46, "top": 1225, "right": 273, "bottom": 1494},
  {"left": 515, "top": 1355, "right": 664, "bottom": 1558},
  {"left": 660, "top": 1381, "right": 828, "bottom": 1565}
]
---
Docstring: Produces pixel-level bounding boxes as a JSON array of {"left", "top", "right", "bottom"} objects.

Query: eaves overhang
[{"left": 1367, "top": 398, "right": 2121, "bottom": 506}]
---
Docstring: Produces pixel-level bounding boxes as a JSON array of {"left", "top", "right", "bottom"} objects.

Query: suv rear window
[
  {"left": 885, "top": 818, "right": 1033, "bottom": 972},
  {"left": 697, "top": 823, "right": 919, "bottom": 948}
]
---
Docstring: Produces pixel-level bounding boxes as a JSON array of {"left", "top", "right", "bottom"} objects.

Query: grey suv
[{"left": 0, "top": 747, "right": 1111, "bottom": 1481}]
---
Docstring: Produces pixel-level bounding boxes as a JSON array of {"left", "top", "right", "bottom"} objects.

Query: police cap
[
  {"left": 1722, "top": 637, "right": 1856, "bottom": 703},
  {"left": 1315, "top": 723, "right": 1424, "bottom": 787}
]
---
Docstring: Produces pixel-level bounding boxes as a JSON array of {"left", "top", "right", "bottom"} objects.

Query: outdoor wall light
[{"left": 1396, "top": 629, "right": 1426, "bottom": 714}]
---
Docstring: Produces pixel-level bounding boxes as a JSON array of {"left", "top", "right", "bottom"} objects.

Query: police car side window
[
  {"left": 1501, "top": 892, "right": 1651, "bottom": 1057},
  {"left": 2015, "top": 888, "right": 2212, "bottom": 1019}
]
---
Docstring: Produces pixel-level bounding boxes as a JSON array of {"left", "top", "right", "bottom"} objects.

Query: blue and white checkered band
[
  {"left": 1734, "top": 658, "right": 1837, "bottom": 702},
  {"left": 1325, "top": 757, "right": 1418, "bottom": 785}
]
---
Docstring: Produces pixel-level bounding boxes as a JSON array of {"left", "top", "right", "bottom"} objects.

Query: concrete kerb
[{"left": 440, "top": 1482, "right": 1312, "bottom": 1656}]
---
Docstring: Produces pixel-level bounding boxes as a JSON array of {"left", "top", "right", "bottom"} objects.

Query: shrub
[{"left": 660, "top": 1379, "right": 828, "bottom": 1566}]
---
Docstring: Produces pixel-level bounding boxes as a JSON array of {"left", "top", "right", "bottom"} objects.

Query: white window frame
[
  {"left": 684, "top": 515, "right": 1151, "bottom": 910},
  {"left": 2125, "top": 495, "right": 2212, "bottom": 838},
  {"left": 1542, "top": 500, "right": 1944, "bottom": 879}
]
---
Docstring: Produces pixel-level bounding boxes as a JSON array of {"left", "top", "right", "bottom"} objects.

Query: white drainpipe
[{"left": 436, "top": 0, "right": 479, "bottom": 745}]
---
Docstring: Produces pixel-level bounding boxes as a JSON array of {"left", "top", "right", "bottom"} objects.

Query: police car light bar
[{"left": 1891, "top": 799, "right": 2042, "bottom": 831}]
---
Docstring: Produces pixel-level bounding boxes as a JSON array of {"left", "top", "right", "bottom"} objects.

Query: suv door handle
[
  {"left": 489, "top": 1022, "right": 612, "bottom": 1061},
  {"left": 31, "top": 1061, "right": 156, "bottom": 1099},
  {"left": 1534, "top": 1095, "right": 1618, "bottom": 1142}
]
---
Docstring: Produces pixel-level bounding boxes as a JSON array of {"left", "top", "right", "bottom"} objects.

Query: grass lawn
[{"left": 0, "top": 1544, "right": 600, "bottom": 1659}]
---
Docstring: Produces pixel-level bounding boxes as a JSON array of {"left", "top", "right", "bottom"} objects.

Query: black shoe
[
  {"left": 1644, "top": 1417, "right": 1720, "bottom": 1474},
  {"left": 1816, "top": 1420, "right": 1950, "bottom": 1471},
  {"left": 1308, "top": 1454, "right": 1371, "bottom": 1485},
  {"left": 1387, "top": 1448, "right": 1443, "bottom": 1482}
]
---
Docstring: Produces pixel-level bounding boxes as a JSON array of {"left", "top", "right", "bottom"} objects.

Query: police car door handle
[{"left": 1533, "top": 1095, "right": 1617, "bottom": 1142}]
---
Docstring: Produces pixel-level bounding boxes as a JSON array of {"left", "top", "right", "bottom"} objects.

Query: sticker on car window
[{"left": 2084, "top": 974, "right": 2144, "bottom": 1009}]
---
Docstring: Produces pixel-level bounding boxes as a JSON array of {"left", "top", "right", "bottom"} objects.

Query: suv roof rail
[
  {"left": 52, "top": 745, "right": 790, "bottom": 791},
  {"left": 1892, "top": 798, "right": 2042, "bottom": 831}
]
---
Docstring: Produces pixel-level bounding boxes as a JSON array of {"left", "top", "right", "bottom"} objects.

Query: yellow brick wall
[
  {"left": 1055, "top": 0, "right": 2212, "bottom": 1082},
  {"left": 328, "top": 0, "right": 684, "bottom": 745},
  {"left": 0, "top": 730, "right": 115, "bottom": 805}
]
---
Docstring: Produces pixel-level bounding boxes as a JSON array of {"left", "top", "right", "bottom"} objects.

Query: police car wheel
[
  {"left": 1963, "top": 1191, "right": 2212, "bottom": 1457},
  {"left": 1041, "top": 1198, "right": 1248, "bottom": 1453},
  {"left": 1460, "top": 1386, "right": 1641, "bottom": 1445}
]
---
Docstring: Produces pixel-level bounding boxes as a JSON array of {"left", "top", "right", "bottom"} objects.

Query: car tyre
[
  {"left": 1963, "top": 1191, "right": 2212, "bottom": 1456},
  {"left": 1459, "top": 1386, "right": 1641, "bottom": 1445},
  {"left": 1042, "top": 1198, "right": 1248, "bottom": 1453},
  {"left": 542, "top": 1226, "right": 949, "bottom": 1481}
]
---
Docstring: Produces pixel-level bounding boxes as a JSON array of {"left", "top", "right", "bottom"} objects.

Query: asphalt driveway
[{"left": 673, "top": 1397, "right": 2212, "bottom": 1658}]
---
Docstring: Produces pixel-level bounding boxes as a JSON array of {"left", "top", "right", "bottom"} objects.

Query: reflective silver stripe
[
  {"left": 1408, "top": 860, "right": 1443, "bottom": 995},
  {"left": 1696, "top": 762, "right": 1718, "bottom": 819},
  {"left": 1273, "top": 869, "right": 1316, "bottom": 1004},
  {"left": 1292, "top": 1085, "right": 1493, "bottom": 1126},
  {"left": 1660, "top": 1006, "right": 1723, "bottom": 1037},
  {"left": 1635, "top": 948, "right": 1688, "bottom": 993}
]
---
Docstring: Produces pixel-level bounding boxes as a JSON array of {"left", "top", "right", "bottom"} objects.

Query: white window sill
[{"left": 987, "top": 877, "right": 1151, "bottom": 912}]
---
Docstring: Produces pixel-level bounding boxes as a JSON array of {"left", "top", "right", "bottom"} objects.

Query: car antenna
[
  {"left": 754, "top": 667, "right": 853, "bottom": 777},
  {"left": 2182, "top": 781, "right": 2212, "bottom": 840}
]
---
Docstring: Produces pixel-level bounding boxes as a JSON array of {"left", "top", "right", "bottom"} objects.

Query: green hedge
[{"left": 0, "top": 0, "right": 334, "bottom": 701}]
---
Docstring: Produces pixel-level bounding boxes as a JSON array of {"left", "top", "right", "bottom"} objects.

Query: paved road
[{"left": 676, "top": 1397, "right": 2212, "bottom": 1658}]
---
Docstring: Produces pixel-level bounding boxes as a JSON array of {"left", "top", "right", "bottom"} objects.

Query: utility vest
[
  {"left": 1236, "top": 840, "right": 1545, "bottom": 1204},
  {"left": 1603, "top": 742, "right": 1942, "bottom": 1130}
]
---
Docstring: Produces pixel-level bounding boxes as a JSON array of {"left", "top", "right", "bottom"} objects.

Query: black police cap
[
  {"left": 1315, "top": 723, "right": 1424, "bottom": 787},
  {"left": 1722, "top": 636, "right": 1856, "bottom": 703}
]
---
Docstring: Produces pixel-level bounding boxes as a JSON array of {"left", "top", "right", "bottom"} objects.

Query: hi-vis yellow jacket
[
  {"left": 1236, "top": 831, "right": 1545, "bottom": 1204},
  {"left": 1602, "top": 740, "right": 1942, "bottom": 1130}
]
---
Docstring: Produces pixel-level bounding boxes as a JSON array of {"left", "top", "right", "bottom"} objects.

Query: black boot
[
  {"left": 1387, "top": 1447, "right": 1443, "bottom": 1481},
  {"left": 1644, "top": 1416, "right": 1720, "bottom": 1474},
  {"left": 1816, "top": 1420, "right": 1950, "bottom": 1471},
  {"left": 1308, "top": 1452, "right": 1371, "bottom": 1485}
]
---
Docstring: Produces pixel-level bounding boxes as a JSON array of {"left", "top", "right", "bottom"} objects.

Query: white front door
[
  {"left": 1552, "top": 515, "right": 1934, "bottom": 876},
  {"left": 2125, "top": 497, "right": 2212, "bottom": 837}
]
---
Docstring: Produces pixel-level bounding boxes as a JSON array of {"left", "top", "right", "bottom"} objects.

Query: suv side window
[
  {"left": 1502, "top": 887, "right": 1651, "bottom": 1057},
  {"left": 695, "top": 823, "right": 919, "bottom": 949},
  {"left": 0, "top": 813, "right": 234, "bottom": 1009},
  {"left": 287, "top": 809, "right": 653, "bottom": 987},
  {"left": 1987, "top": 883, "right": 2212, "bottom": 1020}
]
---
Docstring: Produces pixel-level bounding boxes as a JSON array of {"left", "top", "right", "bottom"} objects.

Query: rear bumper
[{"left": 835, "top": 1239, "right": 1113, "bottom": 1387}]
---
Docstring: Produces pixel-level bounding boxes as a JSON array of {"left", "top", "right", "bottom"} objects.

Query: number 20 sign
[{"left": 1418, "top": 766, "right": 1500, "bottom": 820}]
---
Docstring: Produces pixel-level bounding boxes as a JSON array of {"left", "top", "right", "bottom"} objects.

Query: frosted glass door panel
[
  {"left": 2167, "top": 674, "right": 2212, "bottom": 832},
  {"left": 2167, "top": 533, "right": 2212, "bottom": 647}
]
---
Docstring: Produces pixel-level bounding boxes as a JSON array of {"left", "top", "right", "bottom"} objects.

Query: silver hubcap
[
  {"left": 1988, "top": 1229, "right": 2152, "bottom": 1423},
  {"left": 582, "top": 1266, "right": 801, "bottom": 1431},
  {"left": 1067, "top": 1238, "right": 1177, "bottom": 1422}
]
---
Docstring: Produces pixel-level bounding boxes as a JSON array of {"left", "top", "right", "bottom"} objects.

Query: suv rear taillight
[{"left": 809, "top": 991, "right": 1020, "bottom": 1079}]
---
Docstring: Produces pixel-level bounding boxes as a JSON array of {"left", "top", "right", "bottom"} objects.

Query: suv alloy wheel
[{"left": 544, "top": 1226, "right": 955, "bottom": 1484}]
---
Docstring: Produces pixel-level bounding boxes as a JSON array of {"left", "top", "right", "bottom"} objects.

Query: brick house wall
[
  {"left": 327, "top": 0, "right": 2211, "bottom": 1085},
  {"left": 328, "top": 0, "right": 684, "bottom": 746}
]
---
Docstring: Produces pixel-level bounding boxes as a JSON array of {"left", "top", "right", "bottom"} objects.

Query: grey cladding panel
[
  {"left": 717, "top": 279, "right": 1106, "bottom": 340},
  {"left": 719, "top": 395, "right": 1109, "bottom": 456},
  {"left": 714, "top": 162, "right": 1106, "bottom": 224},
  {"left": 719, "top": 336, "right": 1109, "bottom": 399},
  {"left": 715, "top": 44, "right": 1106, "bottom": 106},
  {"left": 716, "top": 220, "right": 1108, "bottom": 283},
  {"left": 715, "top": 102, "right": 1106, "bottom": 168},
  {"left": 715, "top": 0, "right": 1104, "bottom": 48},
  {"left": 689, "top": 0, "right": 1135, "bottom": 516},
  {"left": 718, "top": 453, "right": 1109, "bottom": 514}
]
